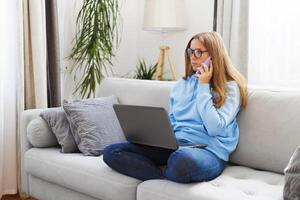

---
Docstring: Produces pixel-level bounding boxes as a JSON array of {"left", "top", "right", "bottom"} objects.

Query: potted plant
[
  {"left": 69, "top": 0, "right": 121, "bottom": 98},
  {"left": 133, "top": 59, "right": 157, "bottom": 80}
]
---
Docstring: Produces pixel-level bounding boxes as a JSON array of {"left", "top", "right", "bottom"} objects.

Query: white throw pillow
[{"left": 27, "top": 117, "right": 58, "bottom": 148}]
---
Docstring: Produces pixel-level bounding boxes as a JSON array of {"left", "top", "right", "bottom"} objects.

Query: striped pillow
[{"left": 284, "top": 146, "right": 300, "bottom": 199}]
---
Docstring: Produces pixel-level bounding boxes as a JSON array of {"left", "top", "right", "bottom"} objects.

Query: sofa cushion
[
  {"left": 231, "top": 88, "right": 300, "bottom": 174},
  {"left": 40, "top": 107, "right": 78, "bottom": 153},
  {"left": 24, "top": 148, "right": 141, "bottom": 200},
  {"left": 28, "top": 175, "right": 99, "bottom": 200},
  {"left": 137, "top": 166, "right": 284, "bottom": 200},
  {"left": 27, "top": 117, "right": 58, "bottom": 148},
  {"left": 63, "top": 95, "right": 126, "bottom": 156}
]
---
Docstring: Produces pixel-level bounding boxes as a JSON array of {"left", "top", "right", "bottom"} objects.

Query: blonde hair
[{"left": 183, "top": 32, "right": 248, "bottom": 108}]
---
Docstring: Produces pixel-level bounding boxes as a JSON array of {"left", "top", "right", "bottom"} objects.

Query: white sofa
[{"left": 21, "top": 77, "right": 300, "bottom": 200}]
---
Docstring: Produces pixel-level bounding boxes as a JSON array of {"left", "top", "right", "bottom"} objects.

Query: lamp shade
[{"left": 143, "top": 0, "right": 186, "bottom": 32}]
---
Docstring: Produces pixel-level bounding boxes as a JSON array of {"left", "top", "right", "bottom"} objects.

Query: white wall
[
  {"left": 57, "top": 0, "right": 83, "bottom": 99},
  {"left": 59, "top": 0, "right": 214, "bottom": 99}
]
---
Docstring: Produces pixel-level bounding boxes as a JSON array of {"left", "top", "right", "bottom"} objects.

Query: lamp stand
[{"left": 155, "top": 45, "right": 176, "bottom": 80}]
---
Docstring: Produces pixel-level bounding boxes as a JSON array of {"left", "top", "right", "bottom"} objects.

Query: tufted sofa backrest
[{"left": 231, "top": 88, "right": 300, "bottom": 174}]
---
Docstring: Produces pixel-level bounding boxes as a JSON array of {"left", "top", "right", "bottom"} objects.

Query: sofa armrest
[{"left": 20, "top": 108, "right": 45, "bottom": 195}]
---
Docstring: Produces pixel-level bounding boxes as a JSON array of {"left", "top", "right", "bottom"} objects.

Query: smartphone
[
  {"left": 202, "top": 56, "right": 211, "bottom": 68},
  {"left": 194, "top": 56, "right": 211, "bottom": 76}
]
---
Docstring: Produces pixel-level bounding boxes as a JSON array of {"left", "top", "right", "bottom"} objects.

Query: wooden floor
[{"left": 1, "top": 194, "right": 36, "bottom": 200}]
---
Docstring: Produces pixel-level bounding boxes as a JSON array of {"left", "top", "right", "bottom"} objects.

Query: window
[{"left": 248, "top": 0, "right": 300, "bottom": 90}]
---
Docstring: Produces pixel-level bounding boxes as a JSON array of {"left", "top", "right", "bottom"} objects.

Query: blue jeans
[{"left": 103, "top": 142, "right": 226, "bottom": 183}]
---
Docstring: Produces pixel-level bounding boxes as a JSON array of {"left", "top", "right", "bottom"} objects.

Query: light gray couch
[{"left": 21, "top": 77, "right": 300, "bottom": 200}]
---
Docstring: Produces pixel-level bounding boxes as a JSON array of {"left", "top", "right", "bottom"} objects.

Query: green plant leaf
[
  {"left": 69, "top": 0, "right": 121, "bottom": 98},
  {"left": 133, "top": 59, "right": 157, "bottom": 80}
]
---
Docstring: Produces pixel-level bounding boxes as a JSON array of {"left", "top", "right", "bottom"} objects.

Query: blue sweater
[{"left": 169, "top": 75, "right": 241, "bottom": 161}]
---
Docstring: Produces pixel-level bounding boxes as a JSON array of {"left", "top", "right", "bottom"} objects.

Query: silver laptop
[{"left": 113, "top": 104, "right": 207, "bottom": 150}]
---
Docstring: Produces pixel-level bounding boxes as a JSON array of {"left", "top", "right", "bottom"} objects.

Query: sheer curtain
[
  {"left": 23, "top": 0, "right": 48, "bottom": 109},
  {"left": 216, "top": 0, "right": 249, "bottom": 78},
  {"left": 0, "top": 0, "right": 21, "bottom": 197},
  {"left": 248, "top": 0, "right": 300, "bottom": 90}
]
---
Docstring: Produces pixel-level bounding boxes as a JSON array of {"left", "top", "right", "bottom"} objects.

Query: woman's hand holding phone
[{"left": 194, "top": 56, "right": 213, "bottom": 84}]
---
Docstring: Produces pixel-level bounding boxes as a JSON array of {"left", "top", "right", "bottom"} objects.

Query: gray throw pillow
[
  {"left": 40, "top": 107, "right": 79, "bottom": 153},
  {"left": 63, "top": 95, "right": 125, "bottom": 156},
  {"left": 284, "top": 146, "right": 300, "bottom": 200},
  {"left": 27, "top": 117, "right": 58, "bottom": 148}
]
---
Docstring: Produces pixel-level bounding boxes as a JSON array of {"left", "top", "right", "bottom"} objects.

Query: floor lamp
[{"left": 143, "top": 0, "right": 186, "bottom": 81}]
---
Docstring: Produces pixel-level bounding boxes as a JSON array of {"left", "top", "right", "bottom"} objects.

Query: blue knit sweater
[{"left": 169, "top": 75, "right": 241, "bottom": 161}]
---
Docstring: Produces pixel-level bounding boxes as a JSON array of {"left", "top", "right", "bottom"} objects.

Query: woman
[{"left": 103, "top": 32, "right": 248, "bottom": 183}]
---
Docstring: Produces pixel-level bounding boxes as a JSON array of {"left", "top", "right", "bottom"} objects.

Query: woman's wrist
[{"left": 198, "top": 79, "right": 210, "bottom": 84}]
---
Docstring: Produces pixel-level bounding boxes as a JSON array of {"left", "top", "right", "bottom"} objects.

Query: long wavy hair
[{"left": 183, "top": 32, "right": 248, "bottom": 108}]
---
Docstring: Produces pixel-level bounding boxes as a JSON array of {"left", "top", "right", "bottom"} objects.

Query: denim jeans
[{"left": 103, "top": 142, "right": 226, "bottom": 183}]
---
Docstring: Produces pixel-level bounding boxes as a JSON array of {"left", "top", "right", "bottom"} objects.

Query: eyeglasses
[{"left": 186, "top": 48, "right": 208, "bottom": 58}]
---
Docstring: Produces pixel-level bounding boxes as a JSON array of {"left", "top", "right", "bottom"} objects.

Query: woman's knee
[
  {"left": 103, "top": 142, "right": 128, "bottom": 165},
  {"left": 164, "top": 148, "right": 225, "bottom": 183},
  {"left": 164, "top": 148, "right": 196, "bottom": 183}
]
